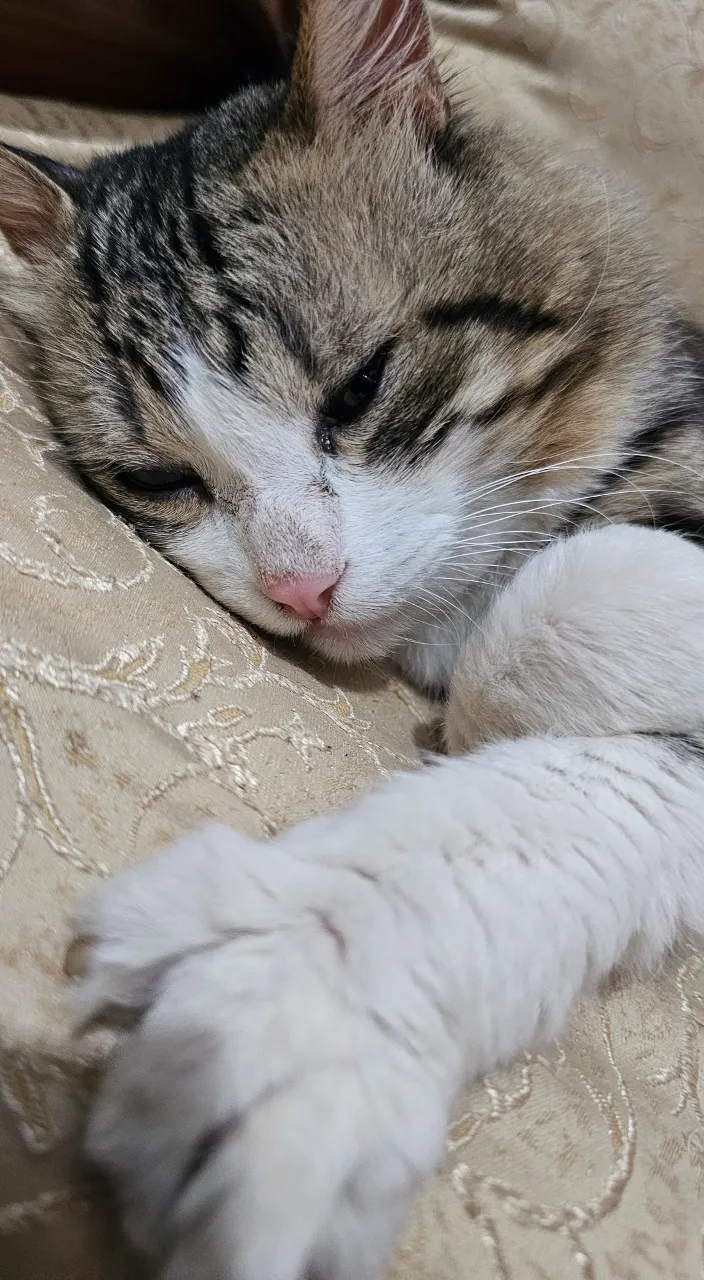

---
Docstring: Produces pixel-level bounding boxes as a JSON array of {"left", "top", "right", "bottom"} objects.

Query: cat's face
[{"left": 0, "top": 0, "right": 664, "bottom": 690}]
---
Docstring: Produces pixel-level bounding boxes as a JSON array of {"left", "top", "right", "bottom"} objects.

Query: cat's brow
[
  {"left": 424, "top": 294, "right": 564, "bottom": 337},
  {"left": 269, "top": 302, "right": 318, "bottom": 379}
]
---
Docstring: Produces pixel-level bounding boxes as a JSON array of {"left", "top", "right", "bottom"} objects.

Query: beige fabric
[
  {"left": 431, "top": 0, "right": 704, "bottom": 316},
  {"left": 1, "top": 2, "right": 704, "bottom": 1274}
]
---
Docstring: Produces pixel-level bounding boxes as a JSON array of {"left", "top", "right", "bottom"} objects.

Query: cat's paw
[{"left": 74, "top": 824, "right": 449, "bottom": 1280}]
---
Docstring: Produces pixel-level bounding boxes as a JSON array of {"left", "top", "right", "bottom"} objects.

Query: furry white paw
[{"left": 74, "top": 824, "right": 449, "bottom": 1280}]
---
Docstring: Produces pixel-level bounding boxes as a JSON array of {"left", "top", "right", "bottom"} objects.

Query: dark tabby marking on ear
[{"left": 425, "top": 294, "right": 564, "bottom": 337}]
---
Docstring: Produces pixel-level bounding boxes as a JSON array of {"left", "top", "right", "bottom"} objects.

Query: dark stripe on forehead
[
  {"left": 270, "top": 302, "right": 318, "bottom": 379},
  {"left": 79, "top": 188, "right": 168, "bottom": 404},
  {"left": 177, "top": 148, "right": 258, "bottom": 373},
  {"left": 78, "top": 197, "right": 109, "bottom": 309},
  {"left": 121, "top": 339, "right": 170, "bottom": 401},
  {"left": 76, "top": 201, "right": 148, "bottom": 437},
  {"left": 425, "top": 294, "right": 564, "bottom": 337},
  {"left": 101, "top": 142, "right": 248, "bottom": 387},
  {"left": 214, "top": 314, "right": 247, "bottom": 375},
  {"left": 180, "top": 144, "right": 227, "bottom": 277},
  {"left": 219, "top": 289, "right": 260, "bottom": 376},
  {"left": 104, "top": 342, "right": 145, "bottom": 429}
]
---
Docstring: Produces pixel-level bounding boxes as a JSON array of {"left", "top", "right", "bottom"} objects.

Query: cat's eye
[
  {"left": 321, "top": 342, "right": 393, "bottom": 432},
  {"left": 117, "top": 468, "right": 204, "bottom": 497},
  {"left": 339, "top": 352, "right": 386, "bottom": 412}
]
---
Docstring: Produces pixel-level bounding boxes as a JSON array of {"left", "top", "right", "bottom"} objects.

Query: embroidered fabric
[{"left": 1, "top": 4, "right": 704, "bottom": 1274}]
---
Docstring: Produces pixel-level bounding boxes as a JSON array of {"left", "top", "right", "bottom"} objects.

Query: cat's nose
[{"left": 262, "top": 570, "right": 342, "bottom": 621}]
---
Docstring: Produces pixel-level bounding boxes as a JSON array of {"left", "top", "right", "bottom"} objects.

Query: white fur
[
  {"left": 172, "top": 347, "right": 468, "bottom": 664},
  {"left": 170, "top": 347, "right": 608, "bottom": 685},
  {"left": 76, "top": 525, "right": 704, "bottom": 1280},
  {"left": 164, "top": 346, "right": 631, "bottom": 688},
  {"left": 447, "top": 523, "right": 704, "bottom": 748}
]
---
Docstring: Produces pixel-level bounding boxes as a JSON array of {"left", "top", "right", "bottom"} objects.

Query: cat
[{"left": 3, "top": 0, "right": 704, "bottom": 1276}]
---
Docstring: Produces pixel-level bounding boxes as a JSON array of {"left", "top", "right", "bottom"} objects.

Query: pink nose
[{"left": 262, "top": 570, "right": 342, "bottom": 621}]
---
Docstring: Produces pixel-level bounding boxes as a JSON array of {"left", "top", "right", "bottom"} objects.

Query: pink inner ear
[
  {"left": 360, "top": 0, "right": 430, "bottom": 81},
  {"left": 297, "top": 0, "right": 449, "bottom": 137},
  {"left": 358, "top": 0, "right": 449, "bottom": 133}
]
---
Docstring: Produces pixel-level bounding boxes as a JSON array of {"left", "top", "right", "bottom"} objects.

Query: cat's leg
[
  {"left": 446, "top": 522, "right": 704, "bottom": 750},
  {"left": 74, "top": 525, "right": 704, "bottom": 1280}
]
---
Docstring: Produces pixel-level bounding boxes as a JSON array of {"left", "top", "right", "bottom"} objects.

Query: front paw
[{"left": 74, "top": 826, "right": 448, "bottom": 1280}]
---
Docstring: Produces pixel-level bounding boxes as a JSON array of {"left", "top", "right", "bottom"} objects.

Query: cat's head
[{"left": 0, "top": 0, "right": 666, "bottom": 690}]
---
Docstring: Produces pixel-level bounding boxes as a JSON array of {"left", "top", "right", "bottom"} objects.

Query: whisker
[{"left": 455, "top": 451, "right": 704, "bottom": 524}]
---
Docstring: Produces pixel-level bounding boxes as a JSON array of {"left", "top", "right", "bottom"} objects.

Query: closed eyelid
[{"left": 115, "top": 467, "right": 207, "bottom": 497}]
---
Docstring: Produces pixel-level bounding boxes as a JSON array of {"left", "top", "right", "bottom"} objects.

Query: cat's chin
[{"left": 305, "top": 617, "right": 398, "bottom": 664}]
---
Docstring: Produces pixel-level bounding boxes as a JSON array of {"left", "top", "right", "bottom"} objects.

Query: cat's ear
[
  {"left": 0, "top": 145, "right": 83, "bottom": 264},
  {"left": 288, "top": 0, "right": 449, "bottom": 139}
]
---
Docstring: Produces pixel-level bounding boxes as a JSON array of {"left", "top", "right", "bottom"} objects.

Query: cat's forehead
[
  {"left": 219, "top": 147, "right": 440, "bottom": 306},
  {"left": 205, "top": 115, "right": 598, "bottom": 340}
]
